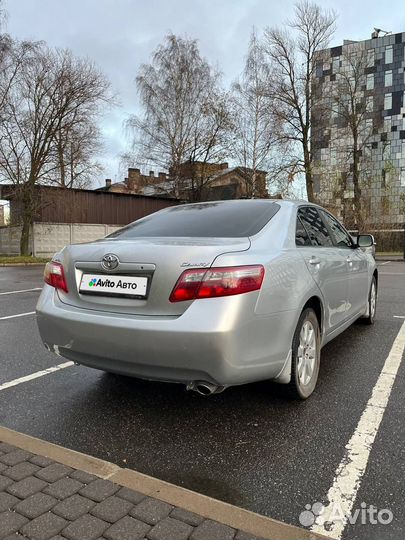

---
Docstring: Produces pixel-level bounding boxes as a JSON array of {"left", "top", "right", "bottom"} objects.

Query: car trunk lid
[{"left": 56, "top": 237, "right": 250, "bottom": 316}]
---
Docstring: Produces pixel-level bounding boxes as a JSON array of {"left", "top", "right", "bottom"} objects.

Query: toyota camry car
[{"left": 36, "top": 200, "right": 377, "bottom": 399}]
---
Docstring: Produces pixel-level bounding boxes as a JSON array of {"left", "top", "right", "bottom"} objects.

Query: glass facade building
[{"left": 312, "top": 32, "right": 405, "bottom": 229}]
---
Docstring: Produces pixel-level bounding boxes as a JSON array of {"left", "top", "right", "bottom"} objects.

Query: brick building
[{"left": 98, "top": 161, "right": 268, "bottom": 201}]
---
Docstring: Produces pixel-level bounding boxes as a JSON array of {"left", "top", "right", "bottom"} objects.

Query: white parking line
[
  {"left": 378, "top": 261, "right": 390, "bottom": 266},
  {"left": 0, "top": 311, "right": 36, "bottom": 320},
  {"left": 0, "top": 287, "right": 42, "bottom": 296},
  {"left": 393, "top": 315, "right": 405, "bottom": 319},
  {"left": 311, "top": 321, "right": 405, "bottom": 539},
  {"left": 0, "top": 362, "right": 74, "bottom": 392}
]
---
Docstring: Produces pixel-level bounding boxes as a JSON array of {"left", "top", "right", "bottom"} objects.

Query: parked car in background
[{"left": 36, "top": 200, "right": 377, "bottom": 399}]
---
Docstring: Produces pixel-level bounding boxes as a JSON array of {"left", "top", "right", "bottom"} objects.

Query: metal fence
[{"left": 1, "top": 185, "right": 179, "bottom": 225}]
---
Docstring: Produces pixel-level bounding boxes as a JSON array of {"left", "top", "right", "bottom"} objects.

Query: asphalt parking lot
[{"left": 1, "top": 262, "right": 405, "bottom": 540}]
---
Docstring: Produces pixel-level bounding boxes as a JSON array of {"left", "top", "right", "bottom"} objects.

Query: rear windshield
[{"left": 107, "top": 201, "right": 280, "bottom": 239}]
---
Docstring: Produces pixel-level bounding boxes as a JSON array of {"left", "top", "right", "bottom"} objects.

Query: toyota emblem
[{"left": 101, "top": 253, "right": 119, "bottom": 271}]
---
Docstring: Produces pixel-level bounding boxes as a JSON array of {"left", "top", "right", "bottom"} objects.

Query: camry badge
[{"left": 181, "top": 262, "right": 209, "bottom": 267}]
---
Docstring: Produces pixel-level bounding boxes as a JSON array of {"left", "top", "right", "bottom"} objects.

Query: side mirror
[{"left": 357, "top": 234, "right": 375, "bottom": 248}]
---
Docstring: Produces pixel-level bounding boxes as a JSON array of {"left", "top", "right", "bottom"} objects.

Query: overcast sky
[{"left": 4, "top": 0, "right": 404, "bottom": 186}]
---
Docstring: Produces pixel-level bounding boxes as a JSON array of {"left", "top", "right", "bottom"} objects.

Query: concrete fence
[
  {"left": 0, "top": 222, "right": 123, "bottom": 257},
  {"left": 349, "top": 229, "right": 405, "bottom": 254},
  {"left": 1, "top": 222, "right": 404, "bottom": 258}
]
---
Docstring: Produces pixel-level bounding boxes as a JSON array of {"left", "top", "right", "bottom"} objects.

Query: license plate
[{"left": 80, "top": 274, "right": 148, "bottom": 298}]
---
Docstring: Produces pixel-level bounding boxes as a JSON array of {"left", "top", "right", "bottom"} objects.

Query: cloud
[{"left": 4, "top": 0, "right": 404, "bottom": 181}]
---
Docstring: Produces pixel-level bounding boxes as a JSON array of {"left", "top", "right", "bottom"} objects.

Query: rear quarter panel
[
  {"left": 256, "top": 250, "right": 322, "bottom": 316},
  {"left": 213, "top": 248, "right": 321, "bottom": 317},
  {"left": 211, "top": 203, "right": 327, "bottom": 349}
]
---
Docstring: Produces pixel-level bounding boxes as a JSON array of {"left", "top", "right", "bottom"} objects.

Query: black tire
[
  {"left": 286, "top": 308, "right": 321, "bottom": 399},
  {"left": 363, "top": 276, "right": 377, "bottom": 325}
]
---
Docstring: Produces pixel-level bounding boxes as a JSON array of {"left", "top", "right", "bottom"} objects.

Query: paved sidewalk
[
  {"left": 0, "top": 428, "right": 324, "bottom": 540},
  {"left": 0, "top": 441, "right": 256, "bottom": 540}
]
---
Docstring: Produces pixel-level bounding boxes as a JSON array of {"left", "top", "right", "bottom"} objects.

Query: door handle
[{"left": 308, "top": 256, "right": 321, "bottom": 265}]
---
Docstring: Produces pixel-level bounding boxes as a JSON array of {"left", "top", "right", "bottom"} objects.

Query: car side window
[
  {"left": 297, "top": 207, "right": 333, "bottom": 247},
  {"left": 295, "top": 217, "right": 312, "bottom": 246},
  {"left": 320, "top": 211, "right": 353, "bottom": 249}
]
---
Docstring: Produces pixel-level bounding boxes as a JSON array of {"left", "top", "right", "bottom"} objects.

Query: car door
[
  {"left": 297, "top": 207, "right": 350, "bottom": 333},
  {"left": 319, "top": 210, "right": 368, "bottom": 318}
]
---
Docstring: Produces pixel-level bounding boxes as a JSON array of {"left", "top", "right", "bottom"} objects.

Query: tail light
[
  {"left": 169, "top": 265, "right": 264, "bottom": 303},
  {"left": 44, "top": 261, "right": 68, "bottom": 293}
]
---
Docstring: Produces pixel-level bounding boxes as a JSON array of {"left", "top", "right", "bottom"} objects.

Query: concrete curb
[
  {"left": 0, "top": 425, "right": 328, "bottom": 540},
  {"left": 0, "top": 263, "right": 47, "bottom": 267},
  {"left": 376, "top": 258, "right": 404, "bottom": 262}
]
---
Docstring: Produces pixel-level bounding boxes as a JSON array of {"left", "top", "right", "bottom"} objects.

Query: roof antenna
[{"left": 371, "top": 27, "right": 392, "bottom": 38}]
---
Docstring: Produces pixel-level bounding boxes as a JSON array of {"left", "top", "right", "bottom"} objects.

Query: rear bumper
[{"left": 36, "top": 285, "right": 296, "bottom": 386}]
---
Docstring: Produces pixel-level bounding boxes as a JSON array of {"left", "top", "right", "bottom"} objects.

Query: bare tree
[
  {"left": 1, "top": 13, "right": 34, "bottom": 123},
  {"left": 0, "top": 43, "right": 113, "bottom": 254},
  {"left": 184, "top": 92, "right": 233, "bottom": 201},
  {"left": 0, "top": 0, "right": 7, "bottom": 31},
  {"left": 51, "top": 110, "right": 104, "bottom": 189},
  {"left": 127, "top": 33, "right": 230, "bottom": 198},
  {"left": 263, "top": 0, "right": 337, "bottom": 202},
  {"left": 230, "top": 30, "right": 275, "bottom": 198},
  {"left": 330, "top": 50, "right": 371, "bottom": 228}
]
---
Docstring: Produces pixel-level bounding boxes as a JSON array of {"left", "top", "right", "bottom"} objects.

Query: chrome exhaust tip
[{"left": 186, "top": 381, "right": 225, "bottom": 396}]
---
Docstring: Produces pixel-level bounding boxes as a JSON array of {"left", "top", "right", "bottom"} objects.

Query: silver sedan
[{"left": 36, "top": 200, "right": 377, "bottom": 399}]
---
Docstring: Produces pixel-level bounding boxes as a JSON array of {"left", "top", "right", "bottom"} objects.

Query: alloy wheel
[
  {"left": 370, "top": 282, "right": 376, "bottom": 319},
  {"left": 297, "top": 320, "right": 316, "bottom": 386}
]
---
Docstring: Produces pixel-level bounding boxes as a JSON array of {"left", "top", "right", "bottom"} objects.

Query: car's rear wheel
[
  {"left": 363, "top": 276, "right": 377, "bottom": 325},
  {"left": 286, "top": 308, "right": 321, "bottom": 399}
]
